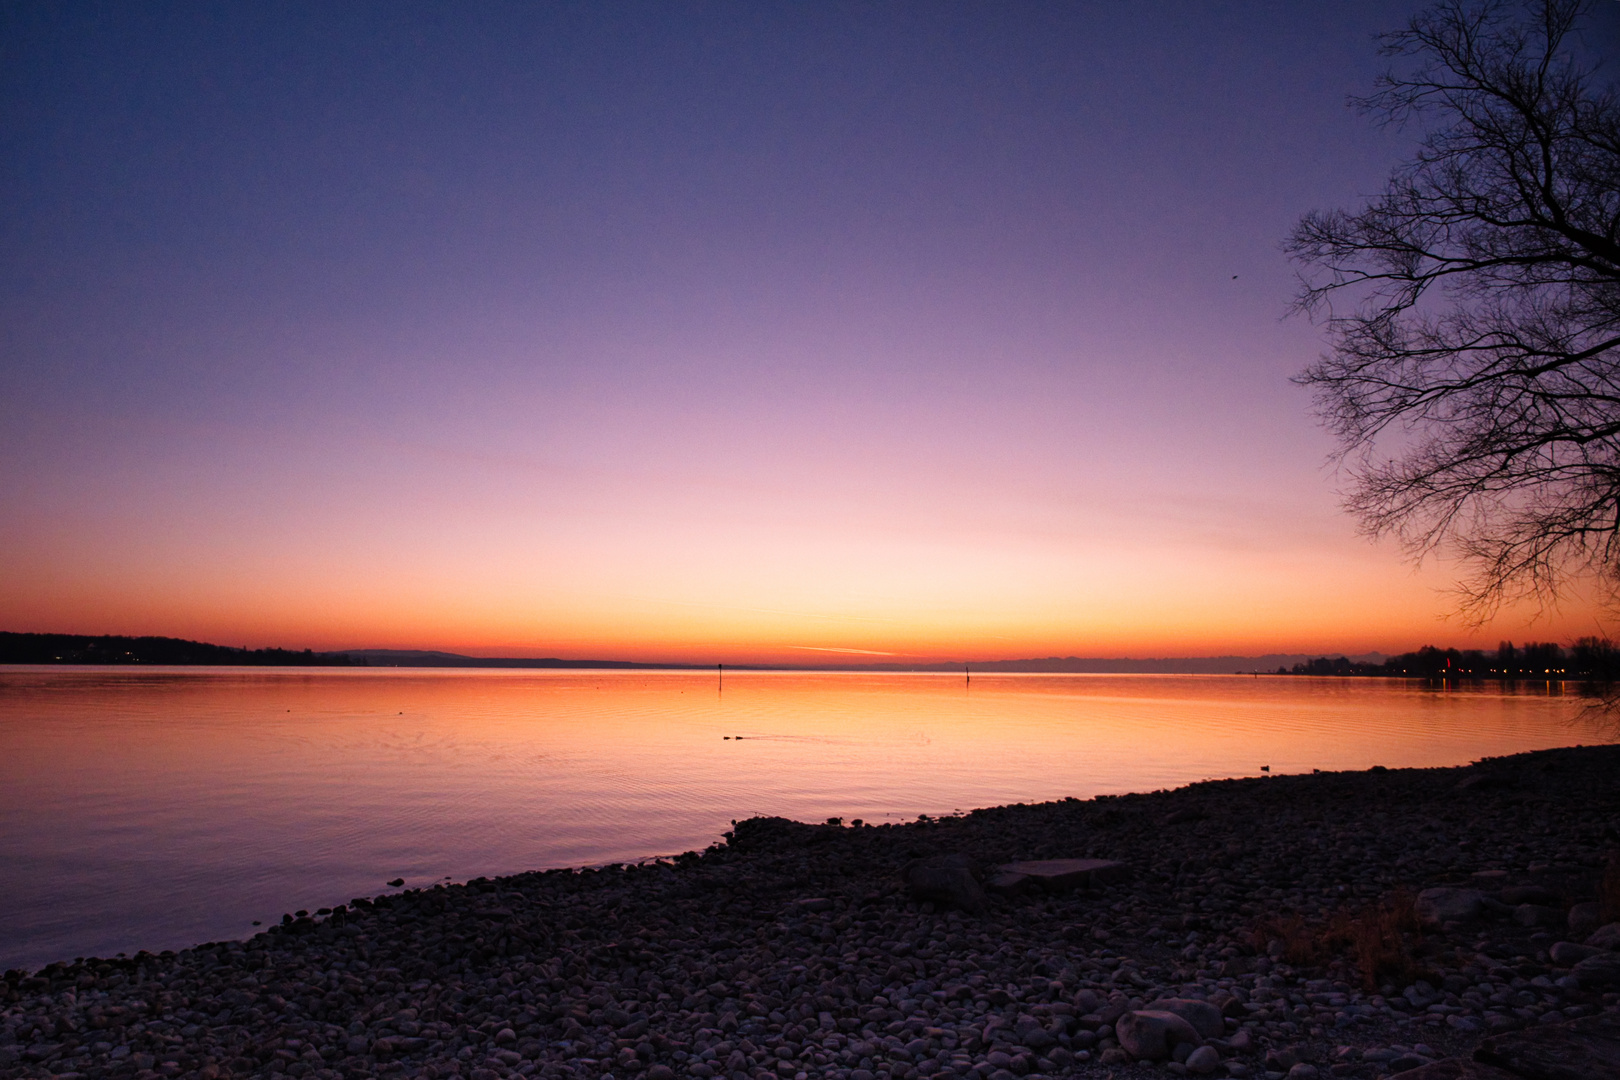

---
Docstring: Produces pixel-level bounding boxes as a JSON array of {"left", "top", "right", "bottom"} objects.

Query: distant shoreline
[
  {"left": 6, "top": 630, "right": 1618, "bottom": 682},
  {"left": 6, "top": 662, "right": 1610, "bottom": 684},
  {"left": 0, "top": 631, "right": 1390, "bottom": 675}
]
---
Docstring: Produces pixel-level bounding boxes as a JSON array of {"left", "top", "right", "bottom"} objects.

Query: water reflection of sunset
[{"left": 1, "top": 667, "right": 1605, "bottom": 968}]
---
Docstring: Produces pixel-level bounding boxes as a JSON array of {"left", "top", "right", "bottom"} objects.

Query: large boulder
[
  {"left": 901, "top": 854, "right": 987, "bottom": 914},
  {"left": 1415, "top": 888, "right": 1490, "bottom": 927},
  {"left": 1144, "top": 998, "right": 1225, "bottom": 1040},
  {"left": 1568, "top": 902, "right": 1603, "bottom": 940},
  {"left": 1571, "top": 952, "right": 1620, "bottom": 989},
  {"left": 1116, "top": 1010, "right": 1201, "bottom": 1061},
  {"left": 1550, "top": 941, "right": 1599, "bottom": 966},
  {"left": 1587, "top": 922, "right": 1620, "bottom": 950},
  {"left": 1474, "top": 1009, "right": 1620, "bottom": 1076}
]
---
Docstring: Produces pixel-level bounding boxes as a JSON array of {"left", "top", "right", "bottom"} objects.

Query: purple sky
[{"left": 4, "top": 2, "right": 1615, "bottom": 661}]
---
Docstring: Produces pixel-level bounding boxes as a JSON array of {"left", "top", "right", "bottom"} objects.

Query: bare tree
[{"left": 1289, "top": 0, "right": 1620, "bottom": 620}]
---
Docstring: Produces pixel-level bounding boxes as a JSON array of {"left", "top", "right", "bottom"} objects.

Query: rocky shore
[{"left": 7, "top": 744, "right": 1620, "bottom": 1080}]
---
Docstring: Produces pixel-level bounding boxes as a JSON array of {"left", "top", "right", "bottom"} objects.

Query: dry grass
[
  {"left": 1252, "top": 888, "right": 1426, "bottom": 991},
  {"left": 1345, "top": 888, "right": 1427, "bottom": 991}
]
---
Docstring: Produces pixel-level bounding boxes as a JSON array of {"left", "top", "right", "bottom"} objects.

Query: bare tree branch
[{"left": 1289, "top": 0, "right": 1620, "bottom": 621}]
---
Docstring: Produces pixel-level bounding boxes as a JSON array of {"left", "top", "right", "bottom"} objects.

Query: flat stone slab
[{"left": 993, "top": 858, "right": 1129, "bottom": 892}]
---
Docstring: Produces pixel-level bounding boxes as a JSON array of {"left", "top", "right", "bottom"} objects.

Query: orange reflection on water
[{"left": 0, "top": 667, "right": 1608, "bottom": 969}]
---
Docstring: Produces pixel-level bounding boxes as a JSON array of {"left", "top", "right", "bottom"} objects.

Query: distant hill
[
  {"left": 0, "top": 637, "right": 701, "bottom": 669},
  {"left": 0, "top": 632, "right": 356, "bottom": 666},
  {"left": 334, "top": 649, "right": 703, "bottom": 669}
]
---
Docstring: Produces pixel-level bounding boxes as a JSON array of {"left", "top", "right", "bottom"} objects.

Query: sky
[{"left": 3, "top": 2, "right": 1617, "bottom": 664}]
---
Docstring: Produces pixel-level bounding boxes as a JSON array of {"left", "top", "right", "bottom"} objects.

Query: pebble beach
[{"left": 6, "top": 743, "right": 1620, "bottom": 1080}]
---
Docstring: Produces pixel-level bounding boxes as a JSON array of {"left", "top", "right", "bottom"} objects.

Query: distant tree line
[
  {"left": 0, "top": 632, "right": 358, "bottom": 666},
  {"left": 1280, "top": 638, "right": 1620, "bottom": 680}
]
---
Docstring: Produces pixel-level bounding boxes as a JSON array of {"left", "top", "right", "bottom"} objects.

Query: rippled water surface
[{"left": 0, "top": 666, "right": 1608, "bottom": 970}]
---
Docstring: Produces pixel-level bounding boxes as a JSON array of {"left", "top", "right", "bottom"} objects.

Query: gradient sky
[{"left": 4, "top": 2, "right": 1617, "bottom": 663}]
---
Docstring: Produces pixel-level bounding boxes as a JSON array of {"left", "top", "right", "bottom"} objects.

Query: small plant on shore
[
  {"left": 1345, "top": 888, "right": 1427, "bottom": 992},
  {"left": 1251, "top": 888, "right": 1426, "bottom": 991}
]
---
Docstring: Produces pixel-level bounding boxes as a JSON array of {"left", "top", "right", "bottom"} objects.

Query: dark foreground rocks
[
  {"left": 7, "top": 744, "right": 1620, "bottom": 1080},
  {"left": 1395, "top": 1008, "right": 1620, "bottom": 1077}
]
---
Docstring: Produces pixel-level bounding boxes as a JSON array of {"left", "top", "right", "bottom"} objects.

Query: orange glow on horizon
[
  {"left": 4, "top": 354, "right": 1609, "bottom": 665},
  {"left": 3, "top": 538, "right": 1607, "bottom": 665}
]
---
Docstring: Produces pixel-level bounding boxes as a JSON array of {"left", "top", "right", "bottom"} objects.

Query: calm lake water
[{"left": 0, "top": 666, "right": 1610, "bottom": 971}]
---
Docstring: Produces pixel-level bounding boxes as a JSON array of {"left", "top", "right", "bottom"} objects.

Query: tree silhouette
[{"left": 1288, "top": 0, "right": 1620, "bottom": 620}]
